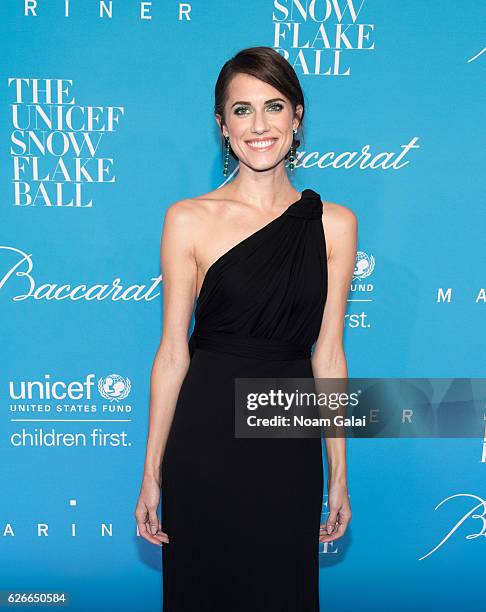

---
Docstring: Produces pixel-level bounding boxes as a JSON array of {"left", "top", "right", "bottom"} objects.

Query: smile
[{"left": 245, "top": 138, "right": 278, "bottom": 151}]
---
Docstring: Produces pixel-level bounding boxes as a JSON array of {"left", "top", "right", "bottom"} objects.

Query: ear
[
  {"left": 215, "top": 113, "right": 227, "bottom": 137},
  {"left": 293, "top": 104, "right": 303, "bottom": 131}
]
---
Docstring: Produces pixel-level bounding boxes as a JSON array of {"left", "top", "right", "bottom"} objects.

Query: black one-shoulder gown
[{"left": 161, "top": 189, "right": 328, "bottom": 611}]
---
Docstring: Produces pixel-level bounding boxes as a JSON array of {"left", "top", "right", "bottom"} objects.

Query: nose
[{"left": 250, "top": 108, "right": 270, "bottom": 134}]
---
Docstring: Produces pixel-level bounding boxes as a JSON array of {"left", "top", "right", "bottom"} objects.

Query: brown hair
[{"left": 214, "top": 46, "right": 305, "bottom": 162}]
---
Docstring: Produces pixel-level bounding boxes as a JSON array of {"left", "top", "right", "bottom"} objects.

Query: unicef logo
[
  {"left": 98, "top": 374, "right": 132, "bottom": 401},
  {"left": 353, "top": 251, "right": 375, "bottom": 280}
]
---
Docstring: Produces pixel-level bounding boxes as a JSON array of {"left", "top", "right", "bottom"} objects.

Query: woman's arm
[
  {"left": 311, "top": 202, "right": 357, "bottom": 543},
  {"left": 135, "top": 199, "right": 199, "bottom": 546}
]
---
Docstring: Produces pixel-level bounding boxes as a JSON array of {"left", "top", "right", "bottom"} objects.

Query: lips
[{"left": 245, "top": 138, "right": 278, "bottom": 151}]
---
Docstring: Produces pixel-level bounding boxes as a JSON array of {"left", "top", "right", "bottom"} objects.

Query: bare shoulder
[
  {"left": 322, "top": 200, "right": 358, "bottom": 230},
  {"left": 164, "top": 189, "right": 227, "bottom": 228},
  {"left": 321, "top": 200, "right": 357, "bottom": 260},
  {"left": 163, "top": 197, "right": 200, "bottom": 229},
  {"left": 161, "top": 195, "right": 213, "bottom": 248}
]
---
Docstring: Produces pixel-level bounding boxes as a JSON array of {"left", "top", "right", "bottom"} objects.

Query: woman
[{"left": 135, "top": 46, "right": 356, "bottom": 611}]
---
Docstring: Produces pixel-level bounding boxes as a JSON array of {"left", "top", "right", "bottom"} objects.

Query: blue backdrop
[{"left": 1, "top": 1, "right": 485, "bottom": 611}]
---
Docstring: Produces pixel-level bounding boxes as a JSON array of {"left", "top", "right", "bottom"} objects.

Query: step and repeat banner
[{"left": 1, "top": 1, "right": 485, "bottom": 611}]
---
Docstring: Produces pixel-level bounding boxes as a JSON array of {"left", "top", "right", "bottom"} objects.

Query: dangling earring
[
  {"left": 289, "top": 129, "right": 296, "bottom": 172},
  {"left": 223, "top": 135, "right": 230, "bottom": 176}
]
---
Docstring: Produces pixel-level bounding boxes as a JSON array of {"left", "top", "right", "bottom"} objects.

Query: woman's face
[{"left": 217, "top": 72, "right": 302, "bottom": 172}]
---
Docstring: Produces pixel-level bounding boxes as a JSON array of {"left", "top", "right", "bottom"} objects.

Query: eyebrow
[{"left": 231, "top": 98, "right": 286, "bottom": 108}]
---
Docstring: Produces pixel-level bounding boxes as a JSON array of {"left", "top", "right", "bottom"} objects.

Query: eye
[
  {"left": 234, "top": 106, "right": 250, "bottom": 116},
  {"left": 267, "top": 102, "right": 283, "bottom": 112}
]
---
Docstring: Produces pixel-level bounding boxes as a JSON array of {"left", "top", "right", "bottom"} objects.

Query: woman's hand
[
  {"left": 134, "top": 475, "right": 169, "bottom": 546},
  {"left": 319, "top": 480, "right": 352, "bottom": 543}
]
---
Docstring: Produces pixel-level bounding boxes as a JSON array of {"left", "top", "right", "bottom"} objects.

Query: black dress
[{"left": 161, "top": 188, "right": 328, "bottom": 611}]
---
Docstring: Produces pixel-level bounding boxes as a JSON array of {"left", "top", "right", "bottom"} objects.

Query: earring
[
  {"left": 289, "top": 129, "right": 296, "bottom": 172},
  {"left": 223, "top": 135, "right": 230, "bottom": 176}
]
